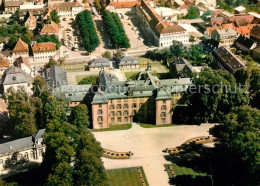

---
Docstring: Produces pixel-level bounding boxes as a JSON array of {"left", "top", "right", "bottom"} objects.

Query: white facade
[
  {"left": 33, "top": 51, "right": 57, "bottom": 61},
  {"left": 57, "top": 6, "right": 84, "bottom": 18},
  {"left": 159, "top": 31, "right": 189, "bottom": 47}
]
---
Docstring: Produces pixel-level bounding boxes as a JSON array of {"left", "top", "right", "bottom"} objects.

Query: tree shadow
[
  {"left": 169, "top": 175, "right": 211, "bottom": 185},
  {"left": 94, "top": 19, "right": 111, "bottom": 49}
]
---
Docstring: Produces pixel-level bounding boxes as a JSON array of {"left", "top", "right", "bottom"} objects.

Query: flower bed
[
  {"left": 168, "top": 165, "right": 176, "bottom": 177},
  {"left": 103, "top": 149, "right": 133, "bottom": 159},
  {"left": 165, "top": 136, "right": 214, "bottom": 155},
  {"left": 137, "top": 167, "right": 148, "bottom": 186}
]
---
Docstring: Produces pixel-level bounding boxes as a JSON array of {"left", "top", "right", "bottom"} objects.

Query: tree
[
  {"left": 170, "top": 41, "right": 184, "bottom": 58},
  {"left": 76, "top": 10, "right": 100, "bottom": 52},
  {"left": 69, "top": 104, "right": 90, "bottom": 128},
  {"left": 74, "top": 127, "right": 107, "bottom": 185},
  {"left": 43, "top": 57, "right": 64, "bottom": 70},
  {"left": 6, "top": 88, "right": 37, "bottom": 138},
  {"left": 201, "top": 10, "right": 211, "bottom": 21},
  {"left": 211, "top": 106, "right": 260, "bottom": 184},
  {"left": 102, "top": 51, "right": 112, "bottom": 59},
  {"left": 37, "top": 34, "right": 61, "bottom": 49},
  {"left": 184, "top": 6, "right": 199, "bottom": 19},
  {"left": 50, "top": 10, "right": 60, "bottom": 24},
  {"left": 32, "top": 75, "right": 50, "bottom": 99},
  {"left": 183, "top": 68, "right": 249, "bottom": 123}
]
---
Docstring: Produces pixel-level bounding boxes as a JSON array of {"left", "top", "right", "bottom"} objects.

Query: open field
[{"left": 106, "top": 167, "right": 149, "bottom": 186}]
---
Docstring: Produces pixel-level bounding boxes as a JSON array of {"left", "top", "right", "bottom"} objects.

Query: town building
[
  {"left": 45, "top": 65, "right": 67, "bottom": 88},
  {"left": 211, "top": 28, "right": 238, "bottom": 48},
  {"left": 136, "top": 0, "right": 189, "bottom": 47},
  {"left": 169, "top": 57, "right": 194, "bottom": 78},
  {"left": 0, "top": 130, "right": 45, "bottom": 175},
  {"left": 14, "top": 56, "right": 31, "bottom": 75},
  {"left": 105, "top": 1, "right": 140, "bottom": 14},
  {"left": 32, "top": 42, "right": 57, "bottom": 61},
  {"left": 204, "top": 23, "right": 235, "bottom": 39},
  {"left": 235, "top": 35, "right": 257, "bottom": 54},
  {"left": 4, "top": 0, "right": 22, "bottom": 13},
  {"left": 40, "top": 21, "right": 60, "bottom": 38},
  {"left": 235, "top": 26, "right": 250, "bottom": 37},
  {"left": 117, "top": 56, "right": 140, "bottom": 70},
  {"left": 1, "top": 66, "right": 32, "bottom": 93},
  {"left": 234, "top": 6, "right": 246, "bottom": 14},
  {"left": 91, "top": 66, "right": 192, "bottom": 129},
  {"left": 89, "top": 58, "right": 110, "bottom": 72},
  {"left": 250, "top": 25, "right": 260, "bottom": 43},
  {"left": 19, "top": 3, "right": 46, "bottom": 21},
  {"left": 11, "top": 38, "right": 29, "bottom": 61},
  {"left": 49, "top": 0, "right": 84, "bottom": 19},
  {"left": 24, "top": 12, "right": 37, "bottom": 31},
  {"left": 212, "top": 46, "right": 245, "bottom": 73}
]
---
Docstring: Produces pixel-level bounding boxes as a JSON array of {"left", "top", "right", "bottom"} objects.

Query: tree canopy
[
  {"left": 69, "top": 104, "right": 90, "bottom": 129},
  {"left": 76, "top": 10, "right": 100, "bottom": 53},
  {"left": 184, "top": 6, "right": 200, "bottom": 19},
  {"left": 37, "top": 34, "right": 61, "bottom": 49},
  {"left": 50, "top": 10, "right": 60, "bottom": 24}
]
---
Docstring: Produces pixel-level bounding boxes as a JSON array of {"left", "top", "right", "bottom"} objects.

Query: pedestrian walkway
[{"left": 93, "top": 123, "right": 214, "bottom": 186}]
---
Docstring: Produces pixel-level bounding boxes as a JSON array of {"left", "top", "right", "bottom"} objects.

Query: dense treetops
[
  {"left": 50, "top": 10, "right": 60, "bottom": 24},
  {"left": 76, "top": 10, "right": 100, "bottom": 53},
  {"left": 103, "top": 11, "right": 130, "bottom": 49}
]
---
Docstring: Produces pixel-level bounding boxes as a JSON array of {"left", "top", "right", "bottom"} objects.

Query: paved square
[{"left": 93, "top": 123, "right": 214, "bottom": 186}]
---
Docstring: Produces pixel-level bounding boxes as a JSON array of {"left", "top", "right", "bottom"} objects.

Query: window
[
  {"left": 132, "top": 103, "right": 137, "bottom": 108},
  {"left": 98, "top": 116, "right": 103, "bottom": 121},
  {"left": 98, "top": 104, "right": 102, "bottom": 108},
  {"left": 132, "top": 110, "right": 136, "bottom": 115},
  {"left": 123, "top": 110, "right": 128, "bottom": 115},
  {"left": 139, "top": 103, "right": 143, "bottom": 107},
  {"left": 162, "top": 118, "right": 166, "bottom": 123},
  {"left": 0, "top": 159, "right": 3, "bottom": 164},
  {"left": 38, "top": 149, "right": 43, "bottom": 157},
  {"left": 24, "top": 152, "right": 29, "bottom": 160},
  {"left": 161, "top": 112, "right": 166, "bottom": 117},
  {"left": 123, "top": 104, "right": 128, "bottom": 109},
  {"left": 118, "top": 117, "right": 121, "bottom": 122},
  {"left": 110, "top": 105, "right": 114, "bottom": 109},
  {"left": 124, "top": 98, "right": 128, "bottom": 102},
  {"left": 110, "top": 111, "right": 115, "bottom": 116},
  {"left": 116, "top": 104, "right": 122, "bottom": 109},
  {"left": 163, "top": 100, "right": 166, "bottom": 103},
  {"left": 161, "top": 105, "right": 167, "bottom": 110},
  {"left": 117, "top": 111, "right": 122, "bottom": 116},
  {"left": 133, "top": 98, "right": 137, "bottom": 102},
  {"left": 97, "top": 110, "right": 102, "bottom": 114},
  {"left": 117, "top": 99, "right": 121, "bottom": 103},
  {"left": 124, "top": 117, "right": 128, "bottom": 122},
  {"left": 111, "top": 118, "right": 115, "bottom": 123},
  {"left": 99, "top": 123, "right": 103, "bottom": 128},
  {"left": 30, "top": 151, "right": 34, "bottom": 159}
]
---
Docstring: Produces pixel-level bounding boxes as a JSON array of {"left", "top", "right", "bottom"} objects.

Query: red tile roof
[
  {"left": 156, "top": 23, "right": 186, "bottom": 34},
  {"left": 41, "top": 21, "right": 60, "bottom": 34},
  {"left": 108, "top": 1, "right": 140, "bottom": 8},
  {"left": 32, "top": 42, "right": 56, "bottom": 53},
  {"left": 235, "top": 26, "right": 250, "bottom": 35},
  {"left": 0, "top": 55, "right": 10, "bottom": 68},
  {"left": 210, "top": 17, "right": 224, "bottom": 26},
  {"left": 12, "top": 38, "right": 29, "bottom": 53},
  {"left": 179, "top": 4, "right": 188, "bottom": 9}
]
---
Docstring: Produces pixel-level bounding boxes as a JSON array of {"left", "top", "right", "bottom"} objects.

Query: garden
[
  {"left": 106, "top": 167, "right": 149, "bottom": 186},
  {"left": 103, "top": 149, "right": 133, "bottom": 159}
]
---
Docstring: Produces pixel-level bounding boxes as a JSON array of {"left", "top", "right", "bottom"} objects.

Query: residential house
[
  {"left": 117, "top": 55, "right": 140, "bottom": 70},
  {"left": 32, "top": 42, "right": 57, "bottom": 61},
  {"left": 19, "top": 3, "right": 46, "bottom": 21},
  {"left": 24, "top": 12, "right": 37, "bottom": 31},
  {"left": 49, "top": 0, "right": 84, "bottom": 19},
  {"left": 204, "top": 23, "right": 235, "bottom": 39},
  {"left": 0, "top": 130, "right": 45, "bottom": 174},
  {"left": 45, "top": 65, "right": 67, "bottom": 88},
  {"left": 0, "top": 55, "right": 10, "bottom": 76},
  {"left": 234, "top": 6, "right": 246, "bottom": 14},
  {"left": 210, "top": 17, "right": 224, "bottom": 27},
  {"left": 4, "top": 0, "right": 22, "bottom": 13},
  {"left": 212, "top": 46, "right": 245, "bottom": 73},
  {"left": 211, "top": 28, "right": 238, "bottom": 48},
  {"left": 250, "top": 25, "right": 260, "bottom": 43},
  {"left": 89, "top": 58, "right": 110, "bottom": 71},
  {"left": 235, "top": 26, "right": 250, "bottom": 37},
  {"left": 11, "top": 38, "right": 29, "bottom": 61},
  {"left": 169, "top": 57, "right": 194, "bottom": 78},
  {"left": 14, "top": 56, "right": 31, "bottom": 75},
  {"left": 40, "top": 21, "right": 60, "bottom": 38},
  {"left": 106, "top": 1, "right": 140, "bottom": 14},
  {"left": 1, "top": 66, "right": 32, "bottom": 93},
  {"left": 235, "top": 35, "right": 257, "bottom": 54}
]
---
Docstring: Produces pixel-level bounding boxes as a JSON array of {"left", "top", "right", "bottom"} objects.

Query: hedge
[{"left": 76, "top": 10, "right": 100, "bottom": 52}]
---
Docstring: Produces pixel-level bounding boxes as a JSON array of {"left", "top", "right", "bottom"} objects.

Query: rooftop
[
  {"left": 32, "top": 42, "right": 56, "bottom": 53},
  {"left": 2, "top": 66, "right": 32, "bottom": 85},
  {"left": 41, "top": 21, "right": 60, "bottom": 34},
  {"left": 12, "top": 38, "right": 29, "bottom": 53}
]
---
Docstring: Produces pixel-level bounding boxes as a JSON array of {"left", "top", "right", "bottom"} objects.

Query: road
[{"left": 93, "top": 123, "right": 215, "bottom": 186}]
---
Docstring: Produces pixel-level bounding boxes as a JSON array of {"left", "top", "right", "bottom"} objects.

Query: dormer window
[
  {"left": 12, "top": 76, "right": 16, "bottom": 81},
  {"left": 39, "top": 47, "right": 42, "bottom": 51}
]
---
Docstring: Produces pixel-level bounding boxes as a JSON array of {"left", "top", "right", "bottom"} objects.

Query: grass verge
[
  {"left": 91, "top": 124, "right": 132, "bottom": 132},
  {"left": 76, "top": 75, "right": 98, "bottom": 84},
  {"left": 139, "top": 123, "right": 178, "bottom": 128},
  {"left": 164, "top": 164, "right": 208, "bottom": 178},
  {"left": 106, "top": 167, "right": 149, "bottom": 186}
]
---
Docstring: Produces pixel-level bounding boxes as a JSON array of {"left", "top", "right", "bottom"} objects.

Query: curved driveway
[{"left": 92, "top": 123, "right": 214, "bottom": 186}]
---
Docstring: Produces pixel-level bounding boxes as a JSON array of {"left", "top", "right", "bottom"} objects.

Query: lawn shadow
[{"left": 169, "top": 175, "right": 212, "bottom": 185}]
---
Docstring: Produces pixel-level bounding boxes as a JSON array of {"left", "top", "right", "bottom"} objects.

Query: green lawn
[
  {"left": 164, "top": 164, "right": 208, "bottom": 178},
  {"left": 139, "top": 123, "right": 178, "bottom": 128},
  {"left": 106, "top": 167, "right": 149, "bottom": 186},
  {"left": 91, "top": 124, "right": 132, "bottom": 132},
  {"left": 76, "top": 75, "right": 98, "bottom": 84}
]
